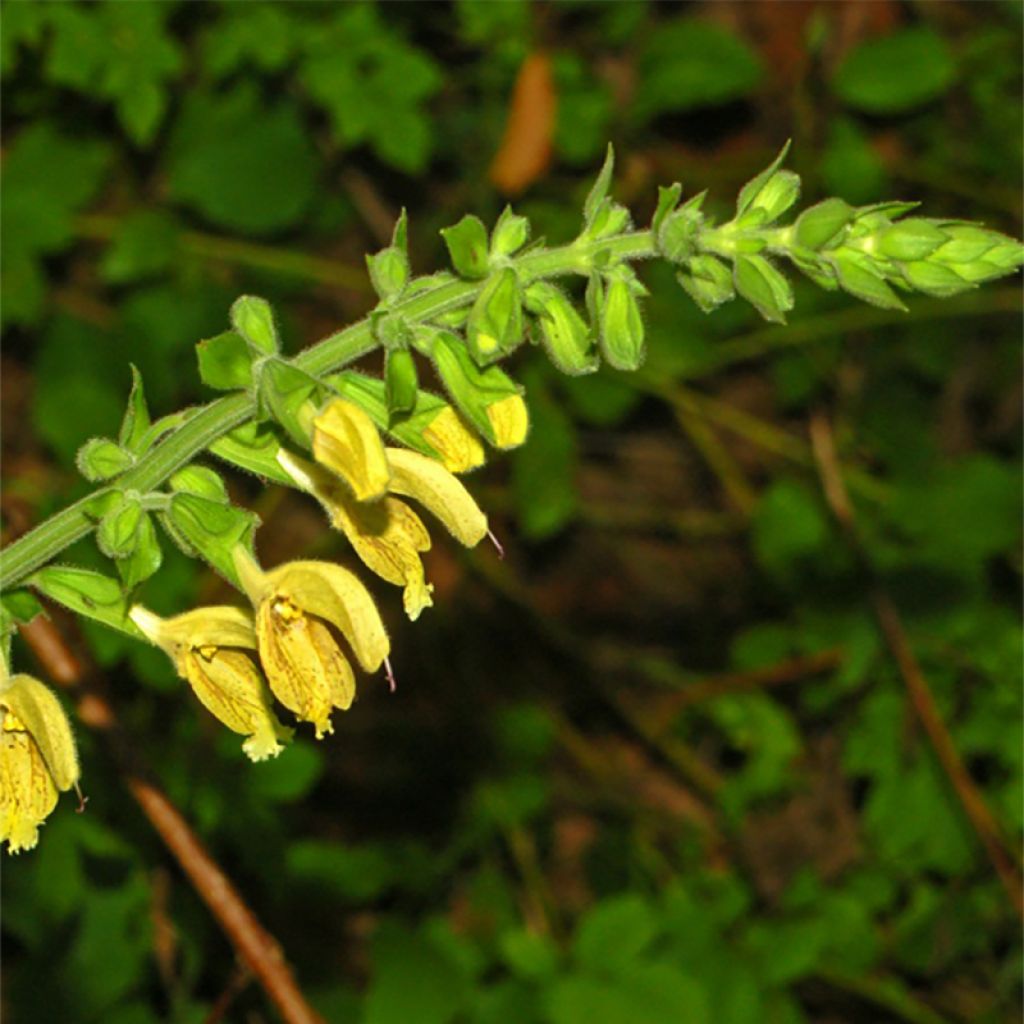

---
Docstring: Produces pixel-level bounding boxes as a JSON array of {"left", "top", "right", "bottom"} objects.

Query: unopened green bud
[
  {"left": 230, "top": 296, "right": 279, "bottom": 355},
  {"left": 794, "top": 198, "right": 855, "bottom": 250},
  {"left": 76, "top": 437, "right": 134, "bottom": 482},
  {"left": 427, "top": 330, "right": 528, "bottom": 449},
  {"left": 598, "top": 269, "right": 645, "bottom": 371},
  {"left": 931, "top": 224, "right": 1001, "bottom": 264},
  {"left": 385, "top": 348, "right": 419, "bottom": 417},
  {"left": 900, "top": 261, "right": 971, "bottom": 297},
  {"left": 735, "top": 141, "right": 792, "bottom": 220},
  {"left": 877, "top": 219, "right": 947, "bottom": 261},
  {"left": 651, "top": 183, "right": 683, "bottom": 235},
  {"left": 441, "top": 214, "right": 490, "bottom": 279},
  {"left": 366, "top": 246, "right": 409, "bottom": 302},
  {"left": 676, "top": 254, "right": 735, "bottom": 313},
  {"left": 788, "top": 248, "right": 839, "bottom": 291},
  {"left": 490, "top": 206, "right": 531, "bottom": 259},
  {"left": 524, "top": 282, "right": 597, "bottom": 376},
  {"left": 586, "top": 200, "right": 632, "bottom": 241},
  {"left": 657, "top": 206, "right": 703, "bottom": 264},
  {"left": 733, "top": 254, "right": 794, "bottom": 324},
  {"left": 258, "top": 358, "right": 322, "bottom": 446},
  {"left": 466, "top": 267, "right": 524, "bottom": 365},
  {"left": 738, "top": 170, "right": 801, "bottom": 227},
  {"left": 831, "top": 251, "right": 906, "bottom": 311}
]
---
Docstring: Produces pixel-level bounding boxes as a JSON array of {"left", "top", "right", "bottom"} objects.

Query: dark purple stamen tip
[{"left": 384, "top": 656, "right": 397, "bottom": 694}]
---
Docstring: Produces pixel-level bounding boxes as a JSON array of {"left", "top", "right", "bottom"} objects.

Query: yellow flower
[
  {"left": 129, "top": 605, "right": 292, "bottom": 762},
  {"left": 419, "top": 406, "right": 486, "bottom": 474},
  {"left": 233, "top": 548, "right": 390, "bottom": 738},
  {"left": 0, "top": 672, "right": 80, "bottom": 854},
  {"left": 311, "top": 398, "right": 391, "bottom": 502},
  {"left": 278, "top": 448, "right": 488, "bottom": 621},
  {"left": 485, "top": 394, "right": 529, "bottom": 449}
]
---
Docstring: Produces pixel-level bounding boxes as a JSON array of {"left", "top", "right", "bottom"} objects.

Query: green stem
[{"left": 0, "top": 231, "right": 655, "bottom": 590}]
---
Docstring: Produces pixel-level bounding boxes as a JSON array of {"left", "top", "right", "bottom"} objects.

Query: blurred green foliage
[{"left": 2, "top": 3, "right": 1021, "bottom": 1023}]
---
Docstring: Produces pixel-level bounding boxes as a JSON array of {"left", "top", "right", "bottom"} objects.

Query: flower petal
[
  {"left": 131, "top": 605, "right": 258, "bottom": 652},
  {"left": 0, "top": 674, "right": 79, "bottom": 792},
  {"left": 384, "top": 448, "right": 488, "bottom": 547},
  {"left": 421, "top": 407, "right": 486, "bottom": 473},
  {"left": 0, "top": 731, "right": 58, "bottom": 853},
  {"left": 485, "top": 394, "right": 529, "bottom": 449},
  {"left": 265, "top": 561, "right": 389, "bottom": 672},
  {"left": 256, "top": 597, "right": 356, "bottom": 738},
  {"left": 312, "top": 398, "right": 391, "bottom": 501},
  {"left": 181, "top": 648, "right": 291, "bottom": 761}
]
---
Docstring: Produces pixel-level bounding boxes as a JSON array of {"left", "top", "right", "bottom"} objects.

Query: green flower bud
[
  {"left": 830, "top": 251, "right": 906, "bottom": 310},
  {"left": 524, "top": 282, "right": 597, "bottom": 376},
  {"left": 900, "top": 261, "right": 972, "bottom": 297},
  {"left": 466, "top": 267, "right": 524, "bottom": 365},
  {"left": 490, "top": 206, "right": 531, "bottom": 259},
  {"left": 385, "top": 348, "right": 419, "bottom": 417},
  {"left": 676, "top": 254, "right": 735, "bottom": 313},
  {"left": 586, "top": 200, "right": 632, "bottom": 241},
  {"left": 196, "top": 331, "right": 254, "bottom": 391},
  {"left": 931, "top": 224, "right": 1002, "bottom": 264},
  {"left": 598, "top": 268, "right": 645, "bottom": 371},
  {"left": 733, "top": 254, "right": 794, "bottom": 324},
  {"left": 76, "top": 437, "right": 134, "bottom": 482},
  {"left": 788, "top": 248, "right": 839, "bottom": 291},
  {"left": 739, "top": 170, "right": 801, "bottom": 226},
  {"left": 651, "top": 183, "right": 683, "bottom": 235},
  {"left": 426, "top": 330, "right": 528, "bottom": 449},
  {"left": 230, "top": 296, "right": 279, "bottom": 355},
  {"left": 657, "top": 206, "right": 703, "bottom": 264},
  {"left": 877, "top": 219, "right": 947, "bottom": 261},
  {"left": 441, "top": 214, "right": 490, "bottom": 280},
  {"left": 366, "top": 246, "right": 409, "bottom": 302},
  {"left": 794, "top": 198, "right": 855, "bottom": 250}
]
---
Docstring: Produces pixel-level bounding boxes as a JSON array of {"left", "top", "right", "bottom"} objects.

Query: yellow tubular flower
[
  {"left": 384, "top": 448, "right": 488, "bottom": 547},
  {"left": 420, "top": 406, "right": 486, "bottom": 474},
  {"left": 0, "top": 673, "right": 80, "bottom": 853},
  {"left": 130, "top": 606, "right": 292, "bottom": 762},
  {"left": 485, "top": 394, "right": 529, "bottom": 449},
  {"left": 234, "top": 549, "right": 390, "bottom": 738},
  {"left": 278, "top": 448, "right": 488, "bottom": 620},
  {"left": 311, "top": 398, "right": 391, "bottom": 501}
]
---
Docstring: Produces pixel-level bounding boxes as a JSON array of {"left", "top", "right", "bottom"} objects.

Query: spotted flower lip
[
  {"left": 233, "top": 548, "right": 390, "bottom": 738},
  {"left": 277, "top": 447, "right": 487, "bottom": 620},
  {"left": 0, "top": 672, "right": 80, "bottom": 854},
  {"left": 129, "top": 605, "right": 292, "bottom": 762},
  {"left": 311, "top": 398, "right": 391, "bottom": 502}
]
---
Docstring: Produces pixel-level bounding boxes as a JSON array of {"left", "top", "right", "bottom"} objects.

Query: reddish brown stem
[
  {"left": 21, "top": 614, "right": 326, "bottom": 1024},
  {"left": 808, "top": 410, "right": 1023, "bottom": 918}
]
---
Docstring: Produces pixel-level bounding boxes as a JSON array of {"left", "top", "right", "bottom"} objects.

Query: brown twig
[
  {"left": 808, "top": 409, "right": 1024, "bottom": 918},
  {"left": 20, "top": 613, "right": 327, "bottom": 1024}
]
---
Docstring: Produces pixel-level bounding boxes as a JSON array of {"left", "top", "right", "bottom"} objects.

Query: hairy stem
[{"left": 0, "top": 230, "right": 655, "bottom": 590}]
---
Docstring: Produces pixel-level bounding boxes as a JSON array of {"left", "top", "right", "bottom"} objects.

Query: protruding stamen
[
  {"left": 74, "top": 782, "right": 89, "bottom": 814},
  {"left": 384, "top": 656, "right": 397, "bottom": 694},
  {"left": 487, "top": 528, "right": 505, "bottom": 560}
]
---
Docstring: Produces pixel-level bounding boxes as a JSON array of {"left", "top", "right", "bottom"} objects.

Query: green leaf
[
  {"left": 1, "top": 125, "right": 110, "bottom": 326},
  {"left": 573, "top": 895, "right": 657, "bottom": 972},
  {"left": 168, "top": 86, "right": 318, "bottom": 234},
  {"left": 547, "top": 966, "right": 709, "bottom": 1024},
  {"left": 76, "top": 438, "right": 135, "bottom": 482},
  {"left": 834, "top": 27, "right": 956, "bottom": 114},
  {"left": 364, "top": 922, "right": 469, "bottom": 1024},
  {"left": 118, "top": 366, "right": 151, "bottom": 454},
  {"left": 752, "top": 479, "right": 830, "bottom": 580},
  {"left": 287, "top": 839, "right": 398, "bottom": 902},
  {"left": 820, "top": 118, "right": 888, "bottom": 206},
  {"left": 499, "top": 928, "right": 560, "bottom": 979},
  {"left": 196, "top": 330, "right": 255, "bottom": 392},
  {"left": 635, "top": 19, "right": 761, "bottom": 119},
  {"left": 100, "top": 210, "right": 180, "bottom": 285},
  {"left": 30, "top": 566, "right": 143, "bottom": 638},
  {"left": 301, "top": 6, "right": 441, "bottom": 173},
  {"left": 201, "top": 3, "right": 298, "bottom": 78},
  {"left": 248, "top": 743, "right": 325, "bottom": 803}
]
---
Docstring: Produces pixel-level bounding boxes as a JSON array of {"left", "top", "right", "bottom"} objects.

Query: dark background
[{"left": 2, "top": 2, "right": 1021, "bottom": 1022}]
